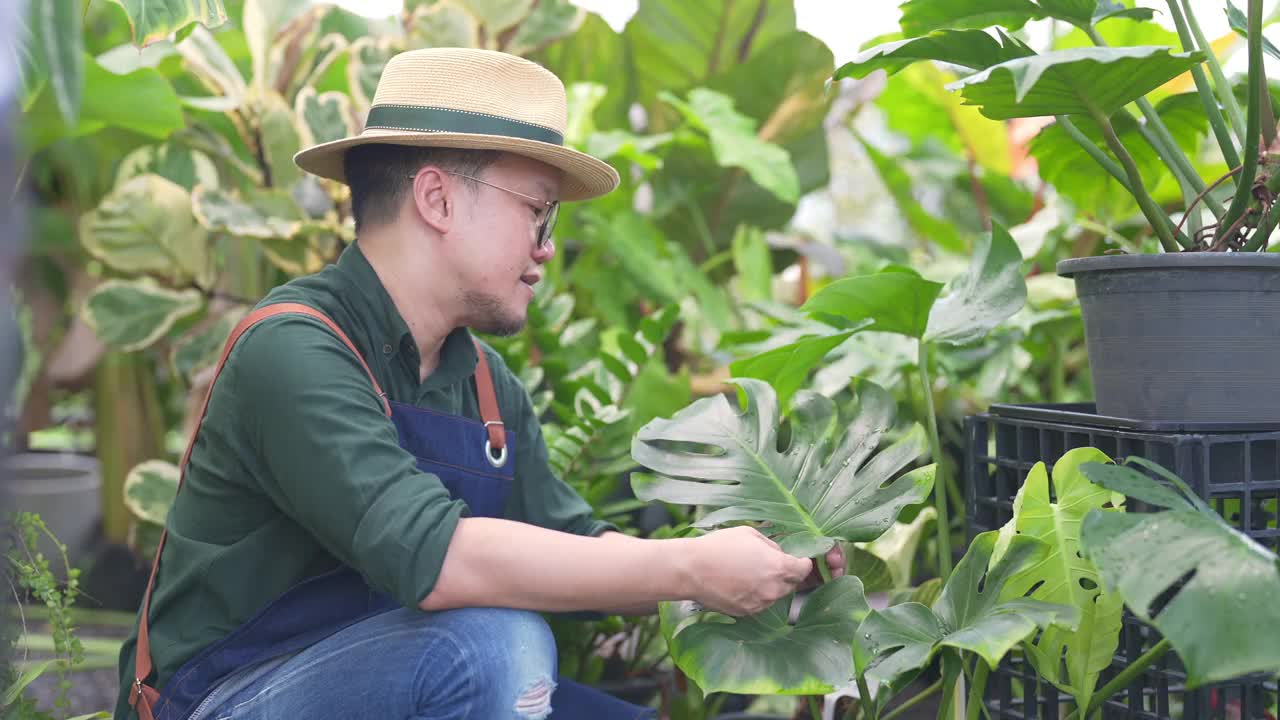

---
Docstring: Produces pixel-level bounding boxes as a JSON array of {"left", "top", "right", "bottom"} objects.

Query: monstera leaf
[
  {"left": 659, "top": 576, "right": 870, "bottom": 695},
  {"left": 992, "top": 448, "right": 1125, "bottom": 712},
  {"left": 858, "top": 532, "right": 1080, "bottom": 692},
  {"left": 897, "top": 0, "right": 1152, "bottom": 36},
  {"left": 1079, "top": 460, "right": 1280, "bottom": 687},
  {"left": 946, "top": 46, "right": 1205, "bottom": 120},
  {"left": 632, "top": 379, "right": 934, "bottom": 558}
]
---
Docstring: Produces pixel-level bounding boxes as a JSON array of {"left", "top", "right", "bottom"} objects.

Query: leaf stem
[
  {"left": 965, "top": 661, "right": 991, "bottom": 720},
  {"left": 858, "top": 672, "right": 879, "bottom": 720},
  {"left": 1088, "top": 108, "right": 1185, "bottom": 252},
  {"left": 1242, "top": 186, "right": 1280, "bottom": 250},
  {"left": 1217, "top": 0, "right": 1264, "bottom": 246},
  {"left": 1165, "top": 0, "right": 1243, "bottom": 168},
  {"left": 917, "top": 340, "right": 953, "bottom": 580},
  {"left": 1085, "top": 26, "right": 1219, "bottom": 207},
  {"left": 1062, "top": 639, "right": 1173, "bottom": 720},
  {"left": 1181, "top": 0, "right": 1248, "bottom": 146},
  {"left": 1055, "top": 115, "right": 1131, "bottom": 191},
  {"left": 809, "top": 696, "right": 823, "bottom": 720},
  {"left": 880, "top": 679, "right": 941, "bottom": 720}
]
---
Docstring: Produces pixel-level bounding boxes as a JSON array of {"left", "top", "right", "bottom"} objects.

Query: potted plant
[{"left": 837, "top": 0, "right": 1280, "bottom": 425}]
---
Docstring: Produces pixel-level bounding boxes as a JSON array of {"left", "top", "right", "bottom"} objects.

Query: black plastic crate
[{"left": 964, "top": 405, "right": 1280, "bottom": 720}]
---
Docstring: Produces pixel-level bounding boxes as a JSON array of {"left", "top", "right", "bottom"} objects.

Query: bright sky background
[{"left": 330, "top": 1, "right": 1259, "bottom": 67}]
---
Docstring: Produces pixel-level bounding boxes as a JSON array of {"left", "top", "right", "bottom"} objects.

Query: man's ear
[{"left": 409, "top": 166, "right": 453, "bottom": 235}]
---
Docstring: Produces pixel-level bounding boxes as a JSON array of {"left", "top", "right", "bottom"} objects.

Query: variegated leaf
[
  {"left": 192, "top": 185, "right": 304, "bottom": 239},
  {"left": 123, "top": 460, "right": 180, "bottom": 525},
  {"left": 83, "top": 280, "right": 204, "bottom": 351},
  {"left": 347, "top": 37, "right": 396, "bottom": 112},
  {"left": 295, "top": 87, "right": 357, "bottom": 147},
  {"left": 177, "top": 24, "right": 247, "bottom": 106},
  {"left": 108, "top": 0, "right": 228, "bottom": 47},
  {"left": 410, "top": 2, "right": 481, "bottom": 49},
  {"left": 504, "top": 0, "right": 585, "bottom": 56},
  {"left": 116, "top": 142, "right": 219, "bottom": 191},
  {"left": 460, "top": 0, "right": 532, "bottom": 34},
  {"left": 80, "top": 174, "right": 214, "bottom": 287}
]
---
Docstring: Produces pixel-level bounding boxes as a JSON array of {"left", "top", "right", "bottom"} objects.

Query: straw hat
[{"left": 294, "top": 47, "right": 620, "bottom": 201}]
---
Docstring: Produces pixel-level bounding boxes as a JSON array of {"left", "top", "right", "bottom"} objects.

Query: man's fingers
[{"left": 787, "top": 556, "right": 814, "bottom": 582}]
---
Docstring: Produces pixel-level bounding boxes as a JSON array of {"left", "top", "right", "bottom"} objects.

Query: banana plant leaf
[
  {"left": 857, "top": 532, "right": 1080, "bottom": 692},
  {"left": 632, "top": 379, "right": 935, "bottom": 558},
  {"left": 659, "top": 576, "right": 870, "bottom": 695},
  {"left": 992, "top": 448, "right": 1125, "bottom": 712},
  {"left": 1079, "top": 460, "right": 1280, "bottom": 687},
  {"left": 946, "top": 46, "right": 1206, "bottom": 119}
]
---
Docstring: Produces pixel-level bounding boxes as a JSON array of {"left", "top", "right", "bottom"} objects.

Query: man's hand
[
  {"left": 686, "top": 526, "right": 814, "bottom": 616},
  {"left": 799, "top": 543, "right": 846, "bottom": 592}
]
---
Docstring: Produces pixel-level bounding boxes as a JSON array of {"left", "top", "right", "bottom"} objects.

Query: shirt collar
[{"left": 336, "top": 242, "right": 478, "bottom": 388}]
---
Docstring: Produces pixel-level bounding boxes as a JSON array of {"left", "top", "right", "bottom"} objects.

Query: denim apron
[{"left": 130, "top": 304, "right": 653, "bottom": 720}]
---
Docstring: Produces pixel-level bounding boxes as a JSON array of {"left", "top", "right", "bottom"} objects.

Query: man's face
[{"left": 449, "top": 154, "right": 562, "bottom": 337}]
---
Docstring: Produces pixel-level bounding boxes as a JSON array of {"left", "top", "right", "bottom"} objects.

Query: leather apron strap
[{"left": 130, "top": 304, "right": 503, "bottom": 719}]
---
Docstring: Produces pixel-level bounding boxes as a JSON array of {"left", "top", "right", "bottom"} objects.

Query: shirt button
[{"left": 382, "top": 343, "right": 393, "bottom": 355}]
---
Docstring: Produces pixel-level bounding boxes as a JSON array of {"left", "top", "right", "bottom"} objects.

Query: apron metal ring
[{"left": 484, "top": 439, "right": 508, "bottom": 468}]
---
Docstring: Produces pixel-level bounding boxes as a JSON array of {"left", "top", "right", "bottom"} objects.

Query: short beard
[{"left": 460, "top": 289, "right": 526, "bottom": 337}]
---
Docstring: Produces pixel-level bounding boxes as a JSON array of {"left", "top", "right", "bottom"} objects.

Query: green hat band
[{"left": 364, "top": 105, "right": 564, "bottom": 146}]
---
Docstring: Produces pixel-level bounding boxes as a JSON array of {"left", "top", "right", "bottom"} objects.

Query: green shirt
[{"left": 114, "top": 242, "right": 611, "bottom": 719}]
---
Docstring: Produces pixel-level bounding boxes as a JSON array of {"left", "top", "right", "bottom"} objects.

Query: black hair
[{"left": 344, "top": 144, "right": 500, "bottom": 232}]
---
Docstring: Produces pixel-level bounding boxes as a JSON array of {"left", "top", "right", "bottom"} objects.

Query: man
[{"left": 115, "top": 48, "right": 843, "bottom": 720}]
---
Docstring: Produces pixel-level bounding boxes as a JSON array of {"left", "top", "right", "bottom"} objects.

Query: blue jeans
[{"left": 185, "top": 606, "right": 651, "bottom": 720}]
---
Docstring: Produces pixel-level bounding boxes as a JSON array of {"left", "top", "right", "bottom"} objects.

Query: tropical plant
[
  {"left": 730, "top": 224, "right": 1028, "bottom": 581},
  {"left": 1079, "top": 457, "right": 1280, "bottom": 690},
  {"left": 630, "top": 378, "right": 936, "bottom": 703},
  {"left": 837, "top": 0, "right": 1278, "bottom": 254}
]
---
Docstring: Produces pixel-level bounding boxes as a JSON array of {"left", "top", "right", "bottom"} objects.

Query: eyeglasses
[{"left": 408, "top": 170, "right": 559, "bottom": 250}]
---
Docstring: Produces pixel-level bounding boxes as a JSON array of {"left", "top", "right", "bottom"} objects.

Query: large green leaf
[
  {"left": 858, "top": 532, "right": 1080, "bottom": 691},
  {"left": 632, "top": 379, "right": 935, "bottom": 557},
  {"left": 80, "top": 174, "right": 213, "bottom": 287},
  {"left": 108, "top": 0, "right": 229, "bottom": 47},
  {"left": 24, "top": 55, "right": 185, "bottom": 151},
  {"left": 1079, "top": 461, "right": 1280, "bottom": 687},
  {"left": 898, "top": 0, "right": 1045, "bottom": 35},
  {"left": 504, "top": 0, "right": 583, "bottom": 56},
  {"left": 924, "top": 222, "right": 1026, "bottom": 345},
  {"left": 30, "top": 0, "right": 84, "bottom": 124},
  {"left": 729, "top": 330, "right": 868, "bottom": 409},
  {"left": 803, "top": 271, "right": 944, "bottom": 339},
  {"left": 992, "top": 448, "right": 1125, "bottom": 711},
  {"left": 82, "top": 280, "right": 204, "bottom": 351},
  {"left": 624, "top": 0, "right": 796, "bottom": 115},
  {"left": 836, "top": 29, "right": 1034, "bottom": 79},
  {"left": 171, "top": 310, "right": 242, "bottom": 383},
  {"left": 123, "top": 460, "right": 180, "bottom": 525},
  {"left": 947, "top": 46, "right": 1205, "bottom": 119},
  {"left": 660, "top": 576, "right": 871, "bottom": 695},
  {"left": 461, "top": 0, "right": 532, "bottom": 34},
  {"left": 661, "top": 88, "right": 800, "bottom": 204}
]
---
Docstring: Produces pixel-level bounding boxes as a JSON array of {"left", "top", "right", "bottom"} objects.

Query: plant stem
[
  {"left": 1062, "top": 639, "right": 1173, "bottom": 720},
  {"left": 1056, "top": 115, "right": 1132, "bottom": 192},
  {"left": 1166, "top": 0, "right": 1243, "bottom": 169},
  {"left": 966, "top": 661, "right": 991, "bottom": 720},
  {"left": 1133, "top": 119, "right": 1223, "bottom": 218},
  {"left": 1089, "top": 108, "right": 1185, "bottom": 251},
  {"left": 881, "top": 679, "right": 942, "bottom": 720},
  {"left": 1217, "top": 0, "right": 1264, "bottom": 246},
  {"left": 1085, "top": 25, "right": 1213, "bottom": 204},
  {"left": 1181, "top": 0, "right": 1248, "bottom": 146},
  {"left": 917, "top": 340, "right": 953, "bottom": 580},
  {"left": 809, "top": 696, "right": 823, "bottom": 720},
  {"left": 857, "top": 671, "right": 879, "bottom": 720},
  {"left": 1243, "top": 188, "right": 1280, "bottom": 250}
]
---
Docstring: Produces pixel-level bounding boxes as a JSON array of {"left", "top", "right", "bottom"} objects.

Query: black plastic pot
[{"left": 1058, "top": 252, "right": 1280, "bottom": 425}]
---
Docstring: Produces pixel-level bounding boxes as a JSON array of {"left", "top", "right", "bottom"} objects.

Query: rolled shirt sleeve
[{"left": 232, "top": 315, "right": 467, "bottom": 608}]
